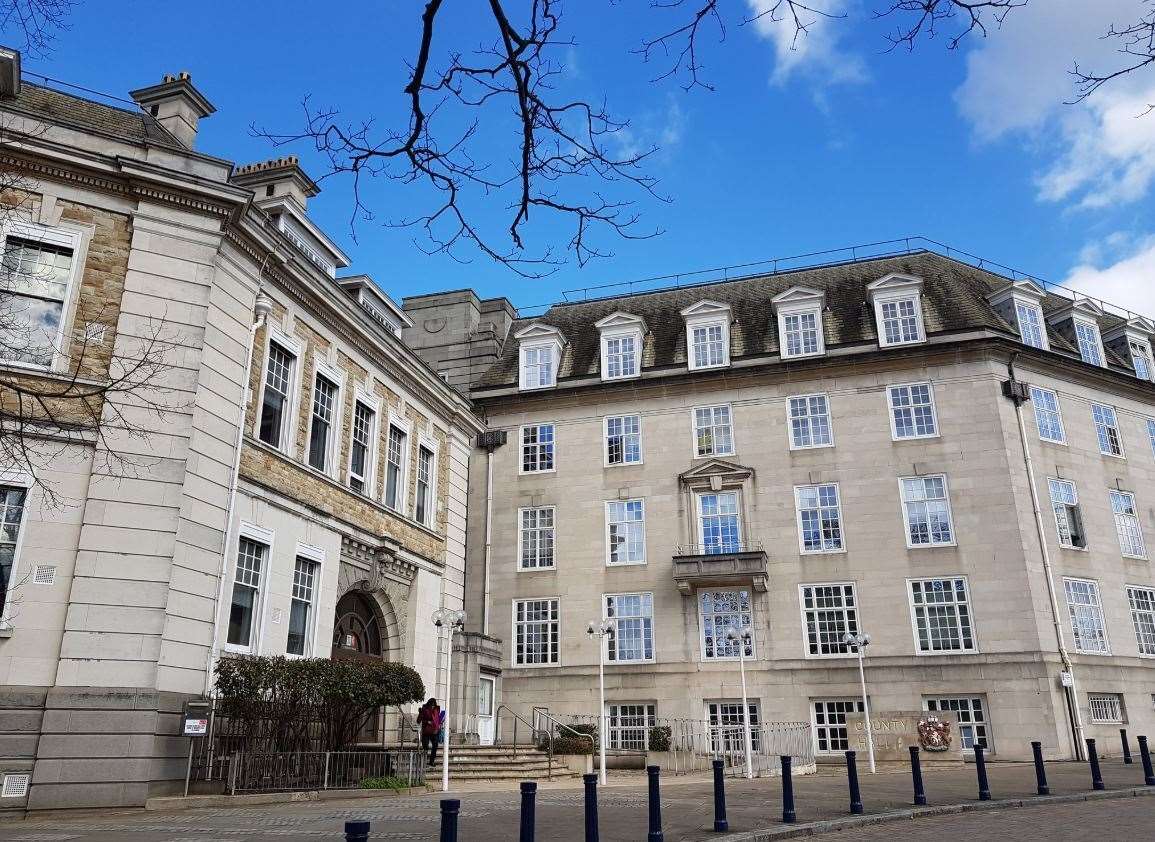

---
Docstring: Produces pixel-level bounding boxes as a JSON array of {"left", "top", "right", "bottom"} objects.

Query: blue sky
[{"left": 12, "top": 0, "right": 1155, "bottom": 314}]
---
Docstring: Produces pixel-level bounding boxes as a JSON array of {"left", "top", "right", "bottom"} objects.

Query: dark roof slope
[
  {"left": 478, "top": 250, "right": 1131, "bottom": 388},
  {"left": 7, "top": 82, "right": 182, "bottom": 147}
]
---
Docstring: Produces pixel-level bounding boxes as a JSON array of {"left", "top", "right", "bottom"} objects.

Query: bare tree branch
[
  {"left": 875, "top": 0, "right": 1027, "bottom": 51},
  {"left": 0, "top": 0, "right": 74, "bottom": 55},
  {"left": 1070, "top": 1, "right": 1155, "bottom": 109}
]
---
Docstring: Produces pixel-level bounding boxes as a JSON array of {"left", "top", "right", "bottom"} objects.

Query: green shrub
[
  {"left": 359, "top": 776, "right": 409, "bottom": 791},
  {"left": 648, "top": 726, "right": 671, "bottom": 752},
  {"left": 549, "top": 722, "right": 597, "bottom": 755}
]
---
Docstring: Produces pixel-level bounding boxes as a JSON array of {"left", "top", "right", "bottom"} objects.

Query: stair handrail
[
  {"left": 534, "top": 708, "right": 596, "bottom": 776},
  {"left": 495, "top": 704, "right": 553, "bottom": 779}
]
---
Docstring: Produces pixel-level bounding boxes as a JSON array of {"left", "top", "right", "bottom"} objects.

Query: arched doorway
[
  {"left": 331, "top": 591, "right": 383, "bottom": 661},
  {"left": 330, "top": 588, "right": 406, "bottom": 746}
]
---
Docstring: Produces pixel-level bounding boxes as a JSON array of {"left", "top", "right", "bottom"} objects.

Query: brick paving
[{"left": 0, "top": 758, "right": 1150, "bottom": 841}]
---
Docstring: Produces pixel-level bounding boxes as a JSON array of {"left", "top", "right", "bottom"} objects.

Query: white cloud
[
  {"left": 614, "top": 93, "right": 686, "bottom": 162},
  {"left": 956, "top": 0, "right": 1155, "bottom": 210},
  {"left": 1063, "top": 234, "right": 1155, "bottom": 317},
  {"left": 745, "top": 0, "right": 866, "bottom": 86}
]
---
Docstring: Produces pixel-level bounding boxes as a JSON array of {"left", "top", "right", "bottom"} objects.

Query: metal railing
[
  {"left": 674, "top": 541, "right": 766, "bottom": 557},
  {"left": 225, "top": 749, "right": 426, "bottom": 794}
]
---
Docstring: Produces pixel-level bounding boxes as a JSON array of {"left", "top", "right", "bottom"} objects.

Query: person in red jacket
[{"left": 416, "top": 698, "right": 441, "bottom": 765}]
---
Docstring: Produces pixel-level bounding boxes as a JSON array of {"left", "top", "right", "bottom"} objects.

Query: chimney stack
[
  {"left": 129, "top": 71, "right": 215, "bottom": 148},
  {"left": 231, "top": 156, "right": 320, "bottom": 210},
  {"left": 0, "top": 45, "right": 20, "bottom": 99}
]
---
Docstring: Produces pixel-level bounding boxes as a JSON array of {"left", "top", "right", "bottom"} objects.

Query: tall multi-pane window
[
  {"left": 606, "top": 500, "right": 646, "bottom": 565},
  {"left": 258, "top": 342, "right": 295, "bottom": 448},
  {"left": 888, "top": 383, "right": 938, "bottom": 439},
  {"left": 0, "top": 486, "right": 28, "bottom": 618},
  {"left": 1030, "top": 387, "right": 1066, "bottom": 444},
  {"left": 521, "top": 423, "right": 555, "bottom": 473},
  {"left": 307, "top": 374, "right": 338, "bottom": 472},
  {"left": 1130, "top": 338, "right": 1154, "bottom": 381},
  {"left": 286, "top": 557, "right": 318, "bottom": 656},
  {"left": 795, "top": 484, "right": 844, "bottom": 553},
  {"left": 693, "top": 405, "right": 734, "bottom": 457},
  {"left": 1049, "top": 479, "right": 1087, "bottom": 549},
  {"left": 900, "top": 476, "right": 954, "bottom": 547},
  {"left": 604, "top": 334, "right": 638, "bottom": 379},
  {"left": 1015, "top": 301, "right": 1046, "bottom": 349},
  {"left": 1110, "top": 490, "right": 1146, "bottom": 558},
  {"left": 0, "top": 230, "right": 76, "bottom": 367},
  {"left": 908, "top": 577, "right": 975, "bottom": 653},
  {"left": 1091, "top": 404, "right": 1124, "bottom": 457},
  {"left": 924, "top": 697, "right": 990, "bottom": 750},
  {"left": 708, "top": 701, "right": 762, "bottom": 752},
  {"left": 518, "top": 507, "right": 556, "bottom": 570},
  {"left": 384, "top": 424, "right": 408, "bottom": 510},
  {"left": 782, "top": 310, "right": 821, "bottom": 357},
  {"left": 1074, "top": 320, "right": 1104, "bottom": 366},
  {"left": 521, "top": 344, "right": 556, "bottom": 388},
  {"left": 607, "top": 704, "right": 656, "bottom": 750},
  {"left": 800, "top": 583, "right": 858, "bottom": 657},
  {"left": 513, "top": 598, "right": 560, "bottom": 665},
  {"left": 348, "top": 401, "right": 376, "bottom": 493},
  {"left": 690, "top": 323, "right": 727, "bottom": 369},
  {"left": 228, "top": 537, "right": 266, "bottom": 649},
  {"left": 605, "top": 593, "right": 654, "bottom": 662},
  {"left": 699, "top": 589, "right": 753, "bottom": 659},
  {"left": 605, "top": 415, "right": 642, "bottom": 465},
  {"left": 1126, "top": 586, "right": 1155, "bottom": 656},
  {"left": 788, "top": 394, "right": 833, "bottom": 448},
  {"left": 878, "top": 297, "right": 923, "bottom": 345},
  {"left": 415, "top": 445, "right": 435, "bottom": 526},
  {"left": 698, "top": 491, "right": 740, "bottom": 554},
  {"left": 813, "top": 700, "right": 864, "bottom": 753},
  {"left": 1064, "top": 578, "right": 1110, "bottom": 654}
]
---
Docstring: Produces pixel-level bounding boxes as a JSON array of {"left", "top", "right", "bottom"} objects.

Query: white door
[{"left": 478, "top": 676, "right": 496, "bottom": 745}]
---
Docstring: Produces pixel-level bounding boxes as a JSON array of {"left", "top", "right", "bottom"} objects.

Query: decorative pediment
[
  {"left": 680, "top": 300, "right": 732, "bottom": 320},
  {"left": 594, "top": 311, "right": 648, "bottom": 333},
  {"left": 771, "top": 286, "right": 825, "bottom": 311},
  {"left": 987, "top": 279, "right": 1047, "bottom": 308},
  {"left": 866, "top": 273, "right": 923, "bottom": 301},
  {"left": 513, "top": 322, "right": 566, "bottom": 344},
  {"left": 1046, "top": 297, "right": 1105, "bottom": 325},
  {"left": 679, "top": 457, "right": 754, "bottom": 490},
  {"left": 1103, "top": 316, "right": 1155, "bottom": 343}
]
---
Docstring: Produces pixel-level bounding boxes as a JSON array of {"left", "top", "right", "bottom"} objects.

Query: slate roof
[
  {"left": 477, "top": 250, "right": 1137, "bottom": 389},
  {"left": 6, "top": 81, "right": 183, "bottom": 147}
]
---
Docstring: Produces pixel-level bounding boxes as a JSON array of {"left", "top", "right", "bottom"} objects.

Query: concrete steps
[{"left": 444, "top": 744, "right": 580, "bottom": 779}]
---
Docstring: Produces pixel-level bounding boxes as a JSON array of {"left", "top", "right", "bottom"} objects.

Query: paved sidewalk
[{"left": 0, "top": 758, "right": 1150, "bottom": 840}]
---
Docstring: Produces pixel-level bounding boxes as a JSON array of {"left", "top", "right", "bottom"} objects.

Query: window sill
[{"left": 517, "top": 565, "right": 557, "bottom": 573}]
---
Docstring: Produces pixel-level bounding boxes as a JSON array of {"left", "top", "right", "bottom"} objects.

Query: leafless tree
[
  {"left": 1071, "top": 1, "right": 1154, "bottom": 114},
  {"left": 0, "top": 0, "right": 74, "bottom": 55}
]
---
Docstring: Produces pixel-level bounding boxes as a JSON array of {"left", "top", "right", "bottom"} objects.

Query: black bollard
[
  {"left": 780, "top": 755, "right": 796, "bottom": 824},
  {"left": 1086, "top": 738, "right": 1105, "bottom": 791},
  {"left": 1031, "top": 741, "right": 1049, "bottom": 796},
  {"left": 711, "top": 759, "right": 728, "bottom": 833},
  {"left": 845, "top": 750, "right": 863, "bottom": 815},
  {"left": 439, "top": 798, "right": 460, "bottom": 842},
  {"left": 583, "top": 773, "right": 599, "bottom": 842},
  {"left": 1138, "top": 736, "right": 1155, "bottom": 786},
  {"left": 520, "top": 781, "right": 537, "bottom": 842},
  {"left": 344, "top": 820, "right": 370, "bottom": 842},
  {"left": 646, "top": 765, "right": 664, "bottom": 842},
  {"left": 974, "top": 745, "right": 991, "bottom": 801},
  {"left": 909, "top": 745, "right": 927, "bottom": 806},
  {"left": 1120, "top": 729, "right": 1133, "bottom": 765}
]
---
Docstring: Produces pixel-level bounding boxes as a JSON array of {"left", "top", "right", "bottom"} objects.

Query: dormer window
[
  {"left": 1104, "top": 318, "right": 1155, "bottom": 382},
  {"left": 867, "top": 274, "right": 925, "bottom": 348},
  {"left": 595, "top": 312, "right": 646, "bottom": 381},
  {"left": 1130, "top": 338, "right": 1153, "bottom": 381},
  {"left": 1048, "top": 300, "right": 1107, "bottom": 369},
  {"left": 988, "top": 280, "right": 1050, "bottom": 351},
  {"left": 1074, "top": 319, "right": 1105, "bottom": 367},
  {"left": 1016, "top": 301, "right": 1047, "bottom": 349},
  {"left": 680, "top": 301, "right": 732, "bottom": 371},
  {"left": 772, "top": 287, "right": 825, "bottom": 359},
  {"left": 515, "top": 323, "right": 565, "bottom": 390}
]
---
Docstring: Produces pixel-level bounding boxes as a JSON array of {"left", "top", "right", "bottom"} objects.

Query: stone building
[
  {"left": 405, "top": 249, "right": 1155, "bottom": 763},
  {"left": 0, "top": 51, "right": 481, "bottom": 813}
]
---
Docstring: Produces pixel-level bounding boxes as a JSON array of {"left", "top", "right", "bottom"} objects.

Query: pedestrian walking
[{"left": 417, "top": 698, "right": 442, "bottom": 765}]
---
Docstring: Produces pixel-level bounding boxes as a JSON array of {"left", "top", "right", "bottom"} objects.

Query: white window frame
[
  {"left": 414, "top": 438, "right": 438, "bottom": 528},
  {"left": 798, "top": 582, "right": 859, "bottom": 659},
  {"left": 1148, "top": 418, "right": 1155, "bottom": 458},
  {"left": 512, "top": 597, "right": 561, "bottom": 667},
  {"left": 1048, "top": 478, "right": 1087, "bottom": 550},
  {"left": 923, "top": 696, "right": 991, "bottom": 751},
  {"left": 224, "top": 523, "right": 274, "bottom": 655},
  {"left": 604, "top": 592, "right": 655, "bottom": 663},
  {"left": 255, "top": 327, "right": 303, "bottom": 454},
  {"left": 868, "top": 277, "right": 926, "bottom": 348},
  {"left": 1014, "top": 300, "right": 1048, "bottom": 350},
  {"left": 607, "top": 703, "right": 657, "bottom": 750},
  {"left": 787, "top": 393, "right": 834, "bottom": 450},
  {"left": 605, "top": 499, "right": 646, "bottom": 566},
  {"left": 1064, "top": 577, "right": 1111, "bottom": 655},
  {"left": 599, "top": 327, "right": 642, "bottom": 381},
  {"left": 1030, "top": 386, "right": 1066, "bottom": 445},
  {"left": 794, "top": 483, "right": 845, "bottom": 554},
  {"left": 347, "top": 391, "right": 380, "bottom": 495},
  {"left": 812, "top": 698, "right": 865, "bottom": 755},
  {"left": 383, "top": 416, "right": 412, "bottom": 513},
  {"left": 1126, "top": 585, "right": 1155, "bottom": 658},
  {"left": 286, "top": 542, "right": 323, "bottom": 658},
  {"left": 519, "top": 422, "right": 557, "bottom": 475},
  {"left": 0, "top": 473, "right": 33, "bottom": 630},
  {"left": 1091, "top": 403, "right": 1125, "bottom": 458},
  {"left": 0, "top": 220, "right": 85, "bottom": 373},
  {"left": 604, "top": 414, "right": 643, "bottom": 466},
  {"left": 1128, "top": 337, "right": 1154, "bottom": 381},
  {"left": 1109, "top": 489, "right": 1146, "bottom": 559},
  {"left": 1073, "top": 318, "right": 1106, "bottom": 368},
  {"left": 518, "top": 506, "right": 557, "bottom": 571},
  {"left": 898, "top": 475, "right": 956, "bottom": 548},
  {"left": 519, "top": 340, "right": 561, "bottom": 390},
  {"left": 1088, "top": 693, "right": 1125, "bottom": 724},
  {"left": 692, "top": 404, "right": 735, "bottom": 458},
  {"left": 777, "top": 303, "right": 825, "bottom": 359},
  {"left": 707, "top": 700, "right": 763, "bottom": 753},
  {"left": 696, "top": 490, "right": 743, "bottom": 555},
  {"left": 698, "top": 588, "right": 754, "bottom": 661},
  {"left": 907, "top": 576, "right": 977, "bottom": 654},
  {"left": 303, "top": 357, "right": 344, "bottom": 477},
  {"left": 682, "top": 302, "right": 732, "bottom": 371},
  {"left": 887, "top": 382, "right": 939, "bottom": 440}
]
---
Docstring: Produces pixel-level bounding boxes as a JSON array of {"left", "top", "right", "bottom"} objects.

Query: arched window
[{"left": 331, "top": 592, "right": 382, "bottom": 658}]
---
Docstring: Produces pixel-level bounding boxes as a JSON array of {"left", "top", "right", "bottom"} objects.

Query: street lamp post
[
  {"left": 586, "top": 619, "right": 614, "bottom": 785},
  {"left": 723, "top": 626, "right": 754, "bottom": 779},
  {"left": 843, "top": 631, "right": 875, "bottom": 774},
  {"left": 432, "top": 608, "right": 467, "bottom": 793}
]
